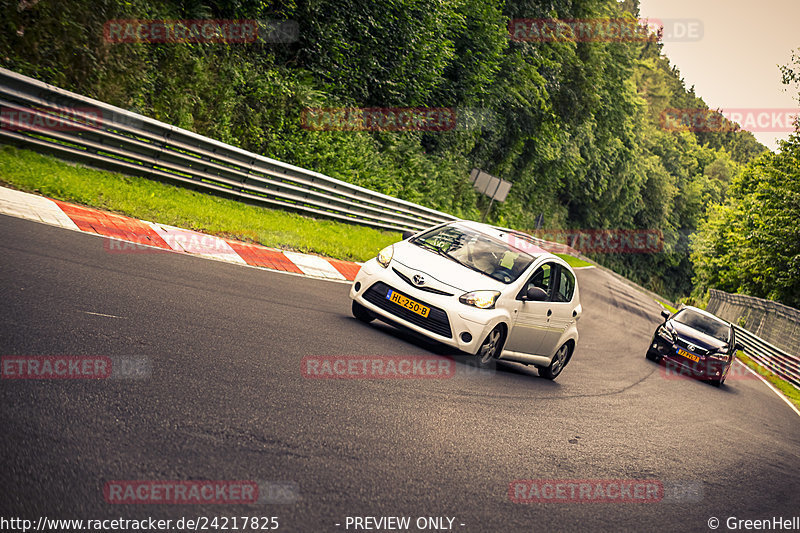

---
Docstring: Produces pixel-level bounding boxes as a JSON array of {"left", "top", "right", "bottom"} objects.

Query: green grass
[
  {"left": 736, "top": 351, "right": 800, "bottom": 410},
  {"left": 656, "top": 300, "right": 678, "bottom": 313},
  {"left": 0, "top": 146, "right": 399, "bottom": 262},
  {"left": 555, "top": 253, "right": 593, "bottom": 268}
]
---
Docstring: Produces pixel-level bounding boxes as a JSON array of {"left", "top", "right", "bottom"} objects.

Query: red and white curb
[
  {"left": 0, "top": 185, "right": 81, "bottom": 231},
  {"left": 0, "top": 185, "right": 361, "bottom": 283}
]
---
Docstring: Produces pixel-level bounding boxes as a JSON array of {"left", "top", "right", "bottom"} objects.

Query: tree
[{"left": 691, "top": 51, "right": 800, "bottom": 306}]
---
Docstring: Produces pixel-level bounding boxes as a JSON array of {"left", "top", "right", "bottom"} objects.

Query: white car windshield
[
  {"left": 411, "top": 224, "right": 534, "bottom": 284},
  {"left": 674, "top": 309, "right": 731, "bottom": 342}
]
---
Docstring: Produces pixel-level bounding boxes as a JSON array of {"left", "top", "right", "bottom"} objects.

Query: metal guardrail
[
  {"left": 0, "top": 67, "right": 458, "bottom": 233},
  {"left": 734, "top": 325, "right": 800, "bottom": 389},
  {"left": 707, "top": 289, "right": 800, "bottom": 355},
  {"left": 706, "top": 289, "right": 800, "bottom": 389}
]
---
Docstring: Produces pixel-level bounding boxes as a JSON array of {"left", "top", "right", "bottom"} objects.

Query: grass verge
[
  {"left": 555, "top": 253, "right": 593, "bottom": 268},
  {"left": 656, "top": 300, "right": 678, "bottom": 313},
  {"left": 0, "top": 146, "right": 399, "bottom": 262},
  {"left": 0, "top": 147, "right": 627, "bottom": 269},
  {"left": 736, "top": 351, "right": 800, "bottom": 411}
]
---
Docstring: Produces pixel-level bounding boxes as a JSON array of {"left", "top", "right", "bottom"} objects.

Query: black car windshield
[
  {"left": 673, "top": 309, "right": 731, "bottom": 342},
  {"left": 411, "top": 224, "right": 534, "bottom": 284}
]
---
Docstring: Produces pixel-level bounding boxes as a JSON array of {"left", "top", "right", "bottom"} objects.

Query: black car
[{"left": 646, "top": 306, "right": 743, "bottom": 387}]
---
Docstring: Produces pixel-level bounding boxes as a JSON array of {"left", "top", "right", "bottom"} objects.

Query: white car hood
[{"left": 391, "top": 241, "right": 508, "bottom": 293}]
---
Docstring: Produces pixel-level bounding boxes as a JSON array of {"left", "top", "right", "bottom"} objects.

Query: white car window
[
  {"left": 524, "top": 263, "right": 553, "bottom": 296},
  {"left": 554, "top": 267, "right": 575, "bottom": 303}
]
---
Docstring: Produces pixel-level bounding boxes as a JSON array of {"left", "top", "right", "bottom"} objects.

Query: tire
[
  {"left": 475, "top": 325, "right": 506, "bottom": 368},
  {"left": 646, "top": 348, "right": 662, "bottom": 362},
  {"left": 539, "top": 343, "right": 572, "bottom": 380},
  {"left": 351, "top": 300, "right": 375, "bottom": 323}
]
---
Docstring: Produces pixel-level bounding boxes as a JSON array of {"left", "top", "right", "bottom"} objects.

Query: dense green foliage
[
  {"left": 691, "top": 52, "right": 800, "bottom": 307},
  {"left": 690, "top": 134, "right": 800, "bottom": 306},
  {"left": 0, "top": 0, "right": 771, "bottom": 300}
]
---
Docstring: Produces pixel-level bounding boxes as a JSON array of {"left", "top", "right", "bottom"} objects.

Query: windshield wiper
[{"left": 418, "top": 241, "right": 460, "bottom": 263}]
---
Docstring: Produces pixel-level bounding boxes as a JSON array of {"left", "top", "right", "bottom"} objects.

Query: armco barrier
[
  {"left": 707, "top": 289, "right": 800, "bottom": 389},
  {"left": 0, "top": 67, "right": 458, "bottom": 233},
  {"left": 733, "top": 326, "right": 800, "bottom": 389}
]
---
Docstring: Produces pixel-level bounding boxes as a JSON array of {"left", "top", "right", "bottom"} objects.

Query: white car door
[
  {"left": 536, "top": 265, "right": 578, "bottom": 357},
  {"left": 504, "top": 262, "right": 557, "bottom": 356}
]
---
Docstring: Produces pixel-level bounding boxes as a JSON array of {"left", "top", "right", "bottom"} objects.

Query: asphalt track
[{"left": 1, "top": 214, "right": 799, "bottom": 533}]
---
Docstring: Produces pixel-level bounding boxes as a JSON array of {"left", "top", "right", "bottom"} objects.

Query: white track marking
[
  {"left": 82, "top": 311, "right": 124, "bottom": 319},
  {"left": 734, "top": 359, "right": 800, "bottom": 418},
  {"left": 0, "top": 187, "right": 80, "bottom": 230},
  {"left": 282, "top": 251, "right": 347, "bottom": 280},
  {"left": 145, "top": 222, "right": 247, "bottom": 264}
]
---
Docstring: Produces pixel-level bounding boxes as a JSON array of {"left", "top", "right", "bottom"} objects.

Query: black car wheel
[
  {"left": 539, "top": 342, "right": 572, "bottom": 380},
  {"left": 646, "top": 345, "right": 662, "bottom": 362},
  {"left": 352, "top": 300, "right": 375, "bottom": 323},
  {"left": 476, "top": 325, "right": 505, "bottom": 368}
]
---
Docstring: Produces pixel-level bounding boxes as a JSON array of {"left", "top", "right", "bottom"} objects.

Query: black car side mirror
[
  {"left": 402, "top": 230, "right": 415, "bottom": 240},
  {"left": 522, "top": 286, "right": 548, "bottom": 302},
  {"left": 660, "top": 310, "right": 670, "bottom": 321}
]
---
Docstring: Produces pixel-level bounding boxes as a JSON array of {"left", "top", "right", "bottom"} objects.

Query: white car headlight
[
  {"left": 657, "top": 326, "right": 674, "bottom": 342},
  {"left": 459, "top": 290, "right": 501, "bottom": 309},
  {"left": 376, "top": 245, "right": 394, "bottom": 268}
]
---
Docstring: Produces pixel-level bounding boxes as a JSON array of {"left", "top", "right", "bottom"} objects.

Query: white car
[{"left": 349, "top": 221, "right": 582, "bottom": 379}]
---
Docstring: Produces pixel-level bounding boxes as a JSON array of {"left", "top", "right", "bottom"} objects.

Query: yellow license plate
[
  {"left": 387, "top": 290, "right": 430, "bottom": 318},
  {"left": 677, "top": 348, "right": 700, "bottom": 363}
]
